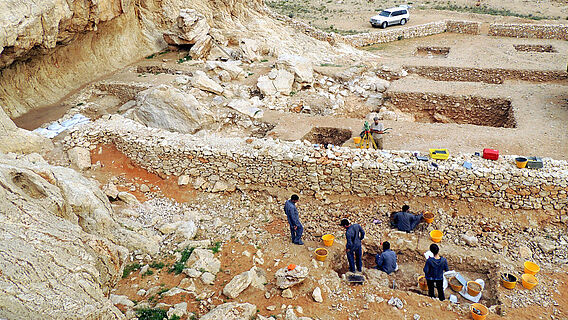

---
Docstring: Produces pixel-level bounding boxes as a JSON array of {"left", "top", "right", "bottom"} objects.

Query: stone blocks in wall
[
  {"left": 63, "top": 116, "right": 568, "bottom": 211},
  {"left": 489, "top": 23, "right": 568, "bottom": 40}
]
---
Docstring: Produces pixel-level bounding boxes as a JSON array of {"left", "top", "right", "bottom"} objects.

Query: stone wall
[
  {"left": 445, "top": 20, "right": 481, "bottom": 35},
  {"left": 404, "top": 66, "right": 568, "bottom": 84},
  {"left": 65, "top": 116, "right": 568, "bottom": 211},
  {"left": 489, "top": 23, "right": 568, "bottom": 40},
  {"left": 343, "top": 21, "right": 447, "bottom": 47},
  {"left": 272, "top": 16, "right": 484, "bottom": 47}
]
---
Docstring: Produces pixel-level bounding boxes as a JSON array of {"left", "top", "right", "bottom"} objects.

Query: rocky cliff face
[
  {"left": 0, "top": 0, "right": 265, "bottom": 117},
  {"left": 0, "top": 154, "right": 128, "bottom": 319}
]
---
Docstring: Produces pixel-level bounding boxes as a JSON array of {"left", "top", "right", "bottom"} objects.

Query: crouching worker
[
  {"left": 423, "top": 243, "right": 449, "bottom": 301},
  {"left": 392, "top": 205, "right": 423, "bottom": 232},
  {"left": 375, "top": 241, "right": 398, "bottom": 274}
]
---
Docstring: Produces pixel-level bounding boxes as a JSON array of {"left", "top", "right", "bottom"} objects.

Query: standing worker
[
  {"left": 284, "top": 194, "right": 304, "bottom": 245},
  {"left": 341, "top": 219, "right": 365, "bottom": 273},
  {"left": 370, "top": 117, "right": 385, "bottom": 150},
  {"left": 423, "top": 243, "right": 449, "bottom": 301}
]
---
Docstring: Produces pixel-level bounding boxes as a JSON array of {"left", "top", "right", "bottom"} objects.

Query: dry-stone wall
[
  {"left": 66, "top": 116, "right": 568, "bottom": 211},
  {"left": 343, "top": 21, "right": 447, "bottom": 47},
  {"left": 489, "top": 23, "right": 568, "bottom": 40},
  {"left": 271, "top": 15, "right": 482, "bottom": 47},
  {"left": 404, "top": 66, "right": 568, "bottom": 84},
  {"left": 445, "top": 20, "right": 481, "bottom": 34}
]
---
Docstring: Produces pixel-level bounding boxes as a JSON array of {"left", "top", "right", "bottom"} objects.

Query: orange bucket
[
  {"left": 322, "top": 234, "right": 335, "bottom": 247},
  {"left": 524, "top": 261, "right": 540, "bottom": 275},
  {"left": 353, "top": 137, "right": 361, "bottom": 144},
  {"left": 521, "top": 273, "right": 538, "bottom": 290},
  {"left": 501, "top": 273, "right": 517, "bottom": 290},
  {"left": 424, "top": 211, "right": 434, "bottom": 224},
  {"left": 467, "top": 281, "right": 482, "bottom": 296},
  {"left": 470, "top": 303, "right": 488, "bottom": 320},
  {"left": 418, "top": 276, "right": 428, "bottom": 291},
  {"left": 430, "top": 230, "right": 443, "bottom": 243}
]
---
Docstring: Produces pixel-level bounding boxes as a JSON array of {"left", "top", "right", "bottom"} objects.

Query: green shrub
[
  {"left": 169, "top": 247, "right": 195, "bottom": 274},
  {"left": 150, "top": 262, "right": 165, "bottom": 269},
  {"left": 209, "top": 241, "right": 222, "bottom": 254},
  {"left": 122, "top": 263, "right": 141, "bottom": 278},
  {"left": 135, "top": 308, "right": 167, "bottom": 320}
]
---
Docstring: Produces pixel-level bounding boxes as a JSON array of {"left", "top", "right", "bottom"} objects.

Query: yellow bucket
[
  {"left": 521, "top": 273, "right": 538, "bottom": 290},
  {"left": 353, "top": 137, "right": 361, "bottom": 144},
  {"left": 515, "top": 157, "right": 528, "bottom": 168},
  {"left": 315, "top": 248, "right": 328, "bottom": 262},
  {"left": 501, "top": 273, "right": 517, "bottom": 290},
  {"left": 430, "top": 230, "right": 443, "bottom": 243},
  {"left": 322, "top": 234, "right": 335, "bottom": 247},
  {"left": 524, "top": 261, "right": 540, "bottom": 275}
]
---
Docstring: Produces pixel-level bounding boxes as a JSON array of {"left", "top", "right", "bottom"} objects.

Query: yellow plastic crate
[{"left": 429, "top": 149, "right": 449, "bottom": 160}]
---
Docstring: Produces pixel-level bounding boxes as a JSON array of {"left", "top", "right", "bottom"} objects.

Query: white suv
[{"left": 370, "top": 6, "right": 410, "bottom": 29}]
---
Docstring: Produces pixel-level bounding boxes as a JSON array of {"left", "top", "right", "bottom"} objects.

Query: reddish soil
[{"left": 90, "top": 144, "right": 198, "bottom": 203}]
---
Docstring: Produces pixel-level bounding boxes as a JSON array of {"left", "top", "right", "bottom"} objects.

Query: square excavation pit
[
  {"left": 386, "top": 92, "right": 517, "bottom": 128},
  {"left": 414, "top": 46, "right": 450, "bottom": 58},
  {"left": 332, "top": 248, "right": 502, "bottom": 308},
  {"left": 513, "top": 44, "right": 557, "bottom": 53},
  {"left": 302, "top": 127, "right": 353, "bottom": 146}
]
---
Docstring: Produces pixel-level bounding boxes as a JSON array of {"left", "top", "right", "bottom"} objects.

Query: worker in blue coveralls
[
  {"left": 284, "top": 194, "right": 304, "bottom": 245},
  {"left": 341, "top": 218, "right": 365, "bottom": 273}
]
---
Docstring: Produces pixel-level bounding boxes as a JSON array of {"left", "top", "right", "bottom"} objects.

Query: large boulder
[
  {"left": 200, "top": 302, "right": 256, "bottom": 320},
  {"left": 127, "top": 85, "right": 214, "bottom": 134},
  {"left": 192, "top": 70, "right": 224, "bottom": 94},
  {"left": 275, "top": 265, "right": 309, "bottom": 289},
  {"left": 206, "top": 61, "right": 245, "bottom": 80},
  {"left": 257, "top": 69, "right": 294, "bottom": 96},
  {"left": 276, "top": 54, "right": 314, "bottom": 85},
  {"left": 223, "top": 267, "right": 266, "bottom": 298},
  {"left": 0, "top": 155, "right": 128, "bottom": 319},
  {"left": 163, "top": 9, "right": 212, "bottom": 60},
  {"left": 185, "top": 248, "right": 221, "bottom": 274},
  {"left": 0, "top": 107, "right": 53, "bottom": 154}
]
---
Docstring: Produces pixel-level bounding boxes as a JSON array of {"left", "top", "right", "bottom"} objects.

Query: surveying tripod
[{"left": 357, "top": 121, "right": 391, "bottom": 149}]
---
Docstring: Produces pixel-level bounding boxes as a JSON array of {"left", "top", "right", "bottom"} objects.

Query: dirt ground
[
  {"left": 97, "top": 145, "right": 568, "bottom": 320},
  {"left": 266, "top": 0, "right": 568, "bottom": 35}
]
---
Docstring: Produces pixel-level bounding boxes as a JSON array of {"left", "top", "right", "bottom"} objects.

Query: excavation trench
[
  {"left": 331, "top": 246, "right": 502, "bottom": 308},
  {"left": 513, "top": 44, "right": 557, "bottom": 53},
  {"left": 414, "top": 46, "right": 450, "bottom": 58},
  {"left": 302, "top": 127, "right": 353, "bottom": 146},
  {"left": 385, "top": 92, "right": 516, "bottom": 128}
]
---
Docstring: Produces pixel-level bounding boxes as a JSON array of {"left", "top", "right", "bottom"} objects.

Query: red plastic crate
[{"left": 483, "top": 148, "right": 499, "bottom": 160}]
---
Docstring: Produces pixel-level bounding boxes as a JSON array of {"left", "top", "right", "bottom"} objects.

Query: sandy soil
[{"left": 97, "top": 144, "right": 568, "bottom": 320}]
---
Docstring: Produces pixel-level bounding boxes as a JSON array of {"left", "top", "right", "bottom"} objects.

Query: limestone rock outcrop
[
  {"left": 0, "top": 107, "right": 53, "bottom": 154},
  {"left": 0, "top": 154, "right": 127, "bottom": 319},
  {"left": 163, "top": 9, "right": 213, "bottom": 60},
  {"left": 200, "top": 302, "right": 256, "bottom": 320},
  {"left": 127, "top": 84, "right": 215, "bottom": 134}
]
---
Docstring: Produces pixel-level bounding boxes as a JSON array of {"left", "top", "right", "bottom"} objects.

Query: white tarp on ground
[{"left": 34, "top": 114, "right": 90, "bottom": 138}]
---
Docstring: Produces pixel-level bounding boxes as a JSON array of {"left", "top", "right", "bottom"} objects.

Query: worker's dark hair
[
  {"left": 402, "top": 205, "right": 410, "bottom": 212},
  {"left": 430, "top": 243, "right": 439, "bottom": 255},
  {"left": 340, "top": 219, "right": 350, "bottom": 227},
  {"left": 291, "top": 194, "right": 299, "bottom": 201},
  {"left": 382, "top": 241, "right": 390, "bottom": 251}
]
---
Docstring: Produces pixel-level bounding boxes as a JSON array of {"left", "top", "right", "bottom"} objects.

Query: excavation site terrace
[{"left": 1, "top": 1, "right": 567, "bottom": 320}]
